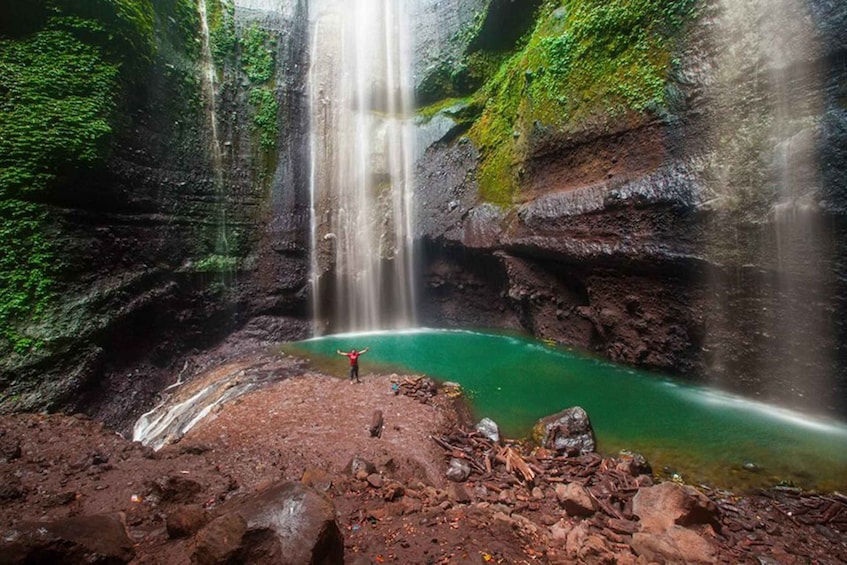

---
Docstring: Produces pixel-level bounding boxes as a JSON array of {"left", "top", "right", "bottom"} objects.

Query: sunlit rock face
[{"left": 413, "top": 0, "right": 847, "bottom": 417}]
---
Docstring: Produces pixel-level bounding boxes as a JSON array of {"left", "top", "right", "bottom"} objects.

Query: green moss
[
  {"left": 467, "top": 0, "right": 698, "bottom": 204},
  {"left": 416, "top": 96, "right": 480, "bottom": 123},
  {"left": 195, "top": 254, "right": 238, "bottom": 272},
  {"left": 248, "top": 87, "right": 279, "bottom": 150},
  {"left": 209, "top": 0, "right": 236, "bottom": 66},
  {"left": 240, "top": 25, "right": 276, "bottom": 84},
  {"left": 0, "top": 201, "right": 54, "bottom": 353},
  {"left": 0, "top": 0, "right": 157, "bottom": 352},
  {"left": 156, "top": 0, "right": 202, "bottom": 60}
]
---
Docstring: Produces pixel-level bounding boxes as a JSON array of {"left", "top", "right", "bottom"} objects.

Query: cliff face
[
  {"left": 413, "top": 0, "right": 847, "bottom": 416},
  {"left": 0, "top": 0, "right": 311, "bottom": 425},
  {"left": 3, "top": 0, "right": 846, "bottom": 424}
]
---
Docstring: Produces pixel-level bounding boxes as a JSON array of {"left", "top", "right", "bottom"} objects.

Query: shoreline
[{"left": 1, "top": 361, "right": 845, "bottom": 563}]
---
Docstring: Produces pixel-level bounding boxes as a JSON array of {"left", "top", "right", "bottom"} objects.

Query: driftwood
[
  {"left": 369, "top": 410, "right": 383, "bottom": 438},
  {"left": 391, "top": 376, "right": 437, "bottom": 404},
  {"left": 495, "top": 446, "right": 535, "bottom": 483},
  {"left": 429, "top": 423, "right": 847, "bottom": 564}
]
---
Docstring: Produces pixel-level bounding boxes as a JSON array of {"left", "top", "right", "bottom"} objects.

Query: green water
[{"left": 286, "top": 329, "right": 847, "bottom": 492}]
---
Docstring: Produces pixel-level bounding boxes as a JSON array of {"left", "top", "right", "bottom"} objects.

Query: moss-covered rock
[
  {"left": 0, "top": 0, "right": 158, "bottom": 353},
  {"left": 465, "top": 0, "right": 698, "bottom": 205}
]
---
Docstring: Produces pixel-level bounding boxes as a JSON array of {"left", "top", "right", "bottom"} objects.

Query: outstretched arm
[
  {"left": 336, "top": 349, "right": 346, "bottom": 356},
  {"left": 359, "top": 347, "right": 370, "bottom": 354}
]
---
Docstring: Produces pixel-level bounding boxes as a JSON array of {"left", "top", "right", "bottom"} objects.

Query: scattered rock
[
  {"left": 0, "top": 432, "right": 22, "bottom": 462},
  {"left": 149, "top": 475, "right": 203, "bottom": 504},
  {"left": 369, "top": 410, "right": 384, "bottom": 438},
  {"left": 555, "top": 482, "right": 597, "bottom": 517},
  {"left": 475, "top": 417, "right": 500, "bottom": 444},
  {"left": 166, "top": 504, "right": 207, "bottom": 539},
  {"left": 0, "top": 477, "right": 25, "bottom": 501},
  {"left": 346, "top": 456, "right": 377, "bottom": 477},
  {"left": 447, "top": 482, "right": 471, "bottom": 504},
  {"left": 445, "top": 457, "right": 471, "bottom": 482},
  {"left": 1, "top": 512, "right": 135, "bottom": 564},
  {"left": 532, "top": 406, "right": 596, "bottom": 455},
  {"left": 617, "top": 450, "right": 652, "bottom": 477},
  {"left": 301, "top": 468, "right": 333, "bottom": 492}
]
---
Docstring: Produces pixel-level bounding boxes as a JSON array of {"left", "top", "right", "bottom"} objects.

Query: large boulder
[
  {"left": 631, "top": 527, "right": 717, "bottom": 565},
  {"left": 531, "top": 406, "right": 596, "bottom": 455},
  {"left": 632, "top": 481, "right": 720, "bottom": 533},
  {"left": 631, "top": 482, "right": 720, "bottom": 565},
  {"left": 1, "top": 512, "right": 135, "bottom": 564},
  {"left": 193, "top": 482, "right": 343, "bottom": 565}
]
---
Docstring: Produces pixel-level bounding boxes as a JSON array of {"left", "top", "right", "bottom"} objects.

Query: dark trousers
[{"left": 349, "top": 365, "right": 360, "bottom": 381}]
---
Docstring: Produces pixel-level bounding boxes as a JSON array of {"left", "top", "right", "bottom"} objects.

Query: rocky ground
[{"left": 1, "top": 347, "right": 846, "bottom": 564}]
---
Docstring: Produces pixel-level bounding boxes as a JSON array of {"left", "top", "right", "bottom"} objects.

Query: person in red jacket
[{"left": 336, "top": 346, "right": 370, "bottom": 383}]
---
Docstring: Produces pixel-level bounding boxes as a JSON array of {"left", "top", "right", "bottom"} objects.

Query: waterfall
[
  {"left": 308, "top": 0, "right": 417, "bottom": 333},
  {"left": 705, "top": 0, "right": 834, "bottom": 412},
  {"left": 198, "top": 0, "right": 229, "bottom": 258}
]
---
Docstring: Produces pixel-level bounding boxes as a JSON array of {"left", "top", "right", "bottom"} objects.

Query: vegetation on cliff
[
  {"left": 0, "top": 0, "right": 198, "bottom": 354},
  {"left": 241, "top": 25, "right": 279, "bottom": 152},
  {"left": 419, "top": 0, "right": 698, "bottom": 205}
]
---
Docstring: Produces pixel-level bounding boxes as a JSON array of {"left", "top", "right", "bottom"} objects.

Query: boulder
[
  {"left": 166, "top": 504, "right": 207, "bottom": 539},
  {"left": 475, "top": 417, "right": 501, "bottom": 444},
  {"left": 194, "top": 513, "right": 248, "bottom": 565},
  {"left": 532, "top": 407, "right": 596, "bottom": 455},
  {"left": 632, "top": 482, "right": 720, "bottom": 533},
  {"left": 632, "top": 527, "right": 716, "bottom": 564},
  {"left": 555, "top": 482, "right": 597, "bottom": 517},
  {"left": 193, "top": 481, "right": 343, "bottom": 565},
  {"left": 445, "top": 457, "right": 471, "bottom": 482},
  {"left": 1, "top": 512, "right": 134, "bottom": 564}
]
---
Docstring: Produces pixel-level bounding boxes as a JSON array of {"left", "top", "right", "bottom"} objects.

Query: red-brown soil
[{"left": 1, "top": 351, "right": 845, "bottom": 564}]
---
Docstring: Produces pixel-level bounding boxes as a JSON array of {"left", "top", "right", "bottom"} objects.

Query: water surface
[{"left": 286, "top": 329, "right": 847, "bottom": 492}]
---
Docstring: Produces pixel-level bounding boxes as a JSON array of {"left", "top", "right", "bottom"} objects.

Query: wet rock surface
[
  {"left": 2, "top": 350, "right": 845, "bottom": 564},
  {"left": 413, "top": 0, "right": 847, "bottom": 419}
]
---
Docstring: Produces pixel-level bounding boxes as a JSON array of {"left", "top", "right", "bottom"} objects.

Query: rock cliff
[
  {"left": 0, "top": 0, "right": 311, "bottom": 426},
  {"left": 412, "top": 0, "right": 847, "bottom": 416},
  {"left": 2, "top": 0, "right": 846, "bottom": 424}
]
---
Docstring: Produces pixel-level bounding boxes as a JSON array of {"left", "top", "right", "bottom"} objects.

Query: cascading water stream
[
  {"left": 308, "top": 0, "right": 417, "bottom": 334},
  {"left": 704, "top": 0, "right": 835, "bottom": 412},
  {"left": 198, "top": 0, "right": 229, "bottom": 258}
]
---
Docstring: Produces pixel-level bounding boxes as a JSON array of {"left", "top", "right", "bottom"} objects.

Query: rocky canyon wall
[
  {"left": 412, "top": 0, "right": 847, "bottom": 416},
  {"left": 0, "top": 0, "right": 311, "bottom": 426},
  {"left": 2, "top": 0, "right": 846, "bottom": 425}
]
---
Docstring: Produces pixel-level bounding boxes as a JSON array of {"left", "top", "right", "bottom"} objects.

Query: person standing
[{"left": 337, "top": 346, "right": 370, "bottom": 383}]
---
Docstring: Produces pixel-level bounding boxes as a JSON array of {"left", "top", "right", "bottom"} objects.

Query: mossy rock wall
[
  {"left": 414, "top": 0, "right": 847, "bottom": 417},
  {"left": 0, "top": 0, "right": 311, "bottom": 423}
]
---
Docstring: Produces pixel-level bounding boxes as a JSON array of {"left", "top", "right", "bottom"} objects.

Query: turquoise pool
[{"left": 285, "top": 329, "right": 847, "bottom": 492}]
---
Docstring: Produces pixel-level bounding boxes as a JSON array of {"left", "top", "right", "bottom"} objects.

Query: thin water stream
[
  {"left": 286, "top": 329, "right": 847, "bottom": 492},
  {"left": 198, "top": 0, "right": 229, "bottom": 258}
]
